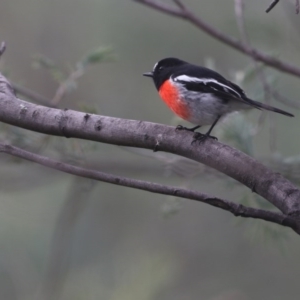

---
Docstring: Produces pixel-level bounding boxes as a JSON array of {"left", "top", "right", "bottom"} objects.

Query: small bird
[{"left": 143, "top": 57, "right": 294, "bottom": 143}]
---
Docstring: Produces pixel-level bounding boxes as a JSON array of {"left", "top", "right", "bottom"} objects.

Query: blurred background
[{"left": 1, "top": 0, "right": 300, "bottom": 299}]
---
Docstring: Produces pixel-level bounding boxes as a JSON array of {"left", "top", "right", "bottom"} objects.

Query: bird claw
[
  {"left": 191, "top": 132, "right": 218, "bottom": 145},
  {"left": 176, "top": 125, "right": 188, "bottom": 131},
  {"left": 175, "top": 124, "right": 217, "bottom": 144}
]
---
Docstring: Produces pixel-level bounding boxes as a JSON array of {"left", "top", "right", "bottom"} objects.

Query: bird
[{"left": 143, "top": 57, "right": 294, "bottom": 143}]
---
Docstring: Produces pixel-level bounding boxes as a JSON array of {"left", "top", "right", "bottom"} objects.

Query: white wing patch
[{"left": 173, "top": 75, "right": 241, "bottom": 97}]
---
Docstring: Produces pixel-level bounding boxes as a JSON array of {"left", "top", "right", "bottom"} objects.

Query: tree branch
[
  {"left": 11, "top": 83, "right": 56, "bottom": 107},
  {"left": 234, "top": 0, "right": 248, "bottom": 44},
  {"left": 265, "top": 0, "right": 280, "bottom": 13},
  {"left": 0, "top": 41, "right": 6, "bottom": 57},
  {"left": 134, "top": 0, "right": 300, "bottom": 78},
  {"left": 0, "top": 73, "right": 300, "bottom": 221},
  {"left": 265, "top": 0, "right": 299, "bottom": 14},
  {"left": 0, "top": 43, "right": 54, "bottom": 108},
  {"left": 0, "top": 141, "right": 298, "bottom": 232}
]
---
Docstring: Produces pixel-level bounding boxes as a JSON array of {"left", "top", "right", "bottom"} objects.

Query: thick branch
[
  {"left": 134, "top": 0, "right": 300, "bottom": 78},
  {"left": 0, "top": 73, "right": 300, "bottom": 219},
  {"left": 0, "top": 142, "right": 297, "bottom": 231}
]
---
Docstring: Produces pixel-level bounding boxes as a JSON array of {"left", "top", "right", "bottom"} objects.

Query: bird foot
[{"left": 191, "top": 132, "right": 218, "bottom": 145}]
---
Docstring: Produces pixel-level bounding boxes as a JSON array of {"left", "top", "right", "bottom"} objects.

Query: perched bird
[{"left": 143, "top": 57, "right": 293, "bottom": 143}]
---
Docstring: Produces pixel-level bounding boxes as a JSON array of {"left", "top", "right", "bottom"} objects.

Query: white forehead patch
[
  {"left": 152, "top": 62, "right": 158, "bottom": 72},
  {"left": 173, "top": 75, "right": 241, "bottom": 97}
]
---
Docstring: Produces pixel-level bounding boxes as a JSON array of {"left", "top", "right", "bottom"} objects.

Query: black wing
[
  {"left": 177, "top": 79, "right": 242, "bottom": 99},
  {"left": 171, "top": 64, "right": 293, "bottom": 116},
  {"left": 172, "top": 65, "right": 262, "bottom": 107}
]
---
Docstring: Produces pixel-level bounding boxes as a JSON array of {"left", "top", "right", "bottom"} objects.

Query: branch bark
[
  {"left": 0, "top": 73, "right": 300, "bottom": 224},
  {"left": 133, "top": 0, "right": 300, "bottom": 78}
]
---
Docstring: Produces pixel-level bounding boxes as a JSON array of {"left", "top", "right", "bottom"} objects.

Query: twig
[
  {"left": 134, "top": 0, "right": 182, "bottom": 16},
  {"left": 234, "top": 0, "right": 248, "bottom": 44},
  {"left": 0, "top": 141, "right": 297, "bottom": 231},
  {"left": 173, "top": 0, "right": 185, "bottom": 10},
  {"left": 11, "top": 83, "right": 56, "bottom": 107},
  {"left": 0, "top": 41, "right": 6, "bottom": 58},
  {"left": 134, "top": 0, "right": 300, "bottom": 78},
  {"left": 266, "top": 0, "right": 299, "bottom": 14},
  {"left": 51, "top": 68, "right": 84, "bottom": 105},
  {"left": 271, "top": 89, "right": 300, "bottom": 109},
  {"left": 266, "top": 0, "right": 280, "bottom": 13},
  {"left": 233, "top": 0, "right": 279, "bottom": 151}
]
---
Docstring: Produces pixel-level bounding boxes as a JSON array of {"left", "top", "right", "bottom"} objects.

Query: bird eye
[
  {"left": 157, "top": 66, "right": 163, "bottom": 72},
  {"left": 153, "top": 62, "right": 164, "bottom": 73}
]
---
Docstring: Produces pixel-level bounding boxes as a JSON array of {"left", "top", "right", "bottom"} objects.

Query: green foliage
[
  {"left": 77, "top": 103, "right": 98, "bottom": 114},
  {"left": 161, "top": 196, "right": 183, "bottom": 218},
  {"left": 32, "top": 54, "right": 65, "bottom": 82},
  {"left": 78, "top": 46, "right": 114, "bottom": 70},
  {"left": 32, "top": 46, "right": 114, "bottom": 103},
  {"left": 32, "top": 46, "right": 111, "bottom": 82},
  {"left": 216, "top": 113, "right": 254, "bottom": 156}
]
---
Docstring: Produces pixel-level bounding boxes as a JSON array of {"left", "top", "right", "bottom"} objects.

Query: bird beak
[{"left": 143, "top": 72, "right": 153, "bottom": 78}]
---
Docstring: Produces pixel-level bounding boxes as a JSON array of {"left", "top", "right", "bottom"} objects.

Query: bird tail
[{"left": 246, "top": 98, "right": 294, "bottom": 117}]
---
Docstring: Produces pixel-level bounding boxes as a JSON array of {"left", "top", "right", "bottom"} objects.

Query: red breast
[{"left": 158, "top": 79, "right": 191, "bottom": 121}]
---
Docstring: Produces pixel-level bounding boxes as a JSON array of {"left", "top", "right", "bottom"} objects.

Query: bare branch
[
  {"left": 0, "top": 41, "right": 6, "bottom": 58},
  {"left": 233, "top": 0, "right": 286, "bottom": 151},
  {"left": 266, "top": 0, "right": 280, "bottom": 13},
  {"left": 271, "top": 89, "right": 300, "bottom": 109},
  {"left": 134, "top": 0, "right": 300, "bottom": 78},
  {"left": 11, "top": 83, "right": 56, "bottom": 107},
  {"left": 173, "top": 0, "right": 185, "bottom": 11},
  {"left": 133, "top": 0, "right": 183, "bottom": 16},
  {"left": 0, "top": 141, "right": 298, "bottom": 231},
  {"left": 51, "top": 68, "right": 83, "bottom": 105},
  {"left": 266, "top": 0, "right": 299, "bottom": 14},
  {"left": 0, "top": 73, "right": 300, "bottom": 219},
  {"left": 234, "top": 0, "right": 248, "bottom": 44}
]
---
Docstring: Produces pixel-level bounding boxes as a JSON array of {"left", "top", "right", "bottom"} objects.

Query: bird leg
[
  {"left": 192, "top": 132, "right": 218, "bottom": 144},
  {"left": 191, "top": 116, "right": 220, "bottom": 144}
]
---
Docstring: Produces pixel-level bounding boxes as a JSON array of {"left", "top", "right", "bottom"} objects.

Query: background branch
[
  {"left": 234, "top": 0, "right": 248, "bottom": 44},
  {"left": 0, "top": 41, "right": 6, "bottom": 57},
  {"left": 0, "top": 142, "right": 297, "bottom": 232},
  {"left": 11, "top": 83, "right": 55, "bottom": 107},
  {"left": 265, "top": 0, "right": 299, "bottom": 13},
  {"left": 134, "top": 0, "right": 300, "bottom": 78},
  {"left": 234, "top": 0, "right": 278, "bottom": 151},
  {"left": 265, "top": 0, "right": 280, "bottom": 13}
]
